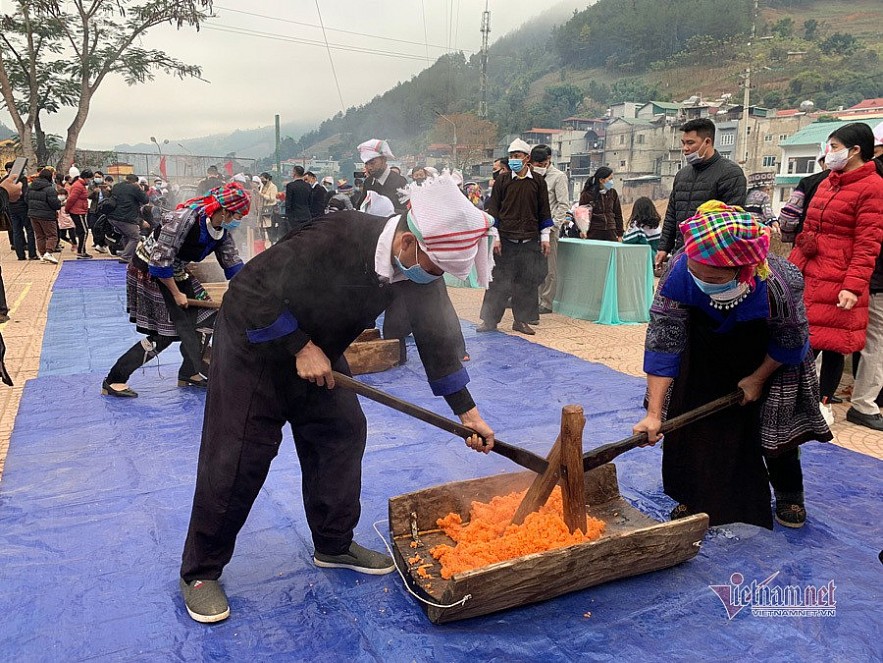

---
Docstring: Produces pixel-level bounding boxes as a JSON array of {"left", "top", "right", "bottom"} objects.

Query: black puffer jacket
[
  {"left": 108, "top": 181, "right": 148, "bottom": 223},
  {"left": 26, "top": 177, "right": 61, "bottom": 220},
  {"left": 658, "top": 151, "right": 747, "bottom": 253}
]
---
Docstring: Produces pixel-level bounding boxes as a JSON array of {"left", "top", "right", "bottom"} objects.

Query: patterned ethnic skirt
[{"left": 126, "top": 264, "right": 215, "bottom": 338}]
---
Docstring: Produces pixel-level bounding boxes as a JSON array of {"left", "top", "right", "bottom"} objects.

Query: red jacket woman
[
  {"left": 65, "top": 176, "right": 90, "bottom": 215},
  {"left": 789, "top": 124, "right": 883, "bottom": 356}
]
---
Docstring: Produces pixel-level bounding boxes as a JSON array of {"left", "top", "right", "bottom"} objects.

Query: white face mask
[
  {"left": 824, "top": 147, "right": 851, "bottom": 171},
  {"left": 532, "top": 166, "right": 547, "bottom": 176}
]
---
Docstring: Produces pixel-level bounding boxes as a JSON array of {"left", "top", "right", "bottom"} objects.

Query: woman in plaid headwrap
[
  {"left": 101, "top": 183, "right": 249, "bottom": 398},
  {"left": 633, "top": 201, "right": 832, "bottom": 530}
]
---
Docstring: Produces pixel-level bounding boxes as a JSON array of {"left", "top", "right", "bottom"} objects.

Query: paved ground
[{"left": 0, "top": 250, "right": 879, "bottom": 481}]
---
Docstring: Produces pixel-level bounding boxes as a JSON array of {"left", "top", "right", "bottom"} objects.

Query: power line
[
  {"left": 420, "top": 0, "right": 430, "bottom": 63},
  {"left": 314, "top": 0, "right": 346, "bottom": 114},
  {"left": 213, "top": 4, "right": 451, "bottom": 52},
  {"left": 203, "top": 23, "right": 442, "bottom": 62}
]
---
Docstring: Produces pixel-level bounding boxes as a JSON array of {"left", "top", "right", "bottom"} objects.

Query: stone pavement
[{"left": 0, "top": 250, "right": 880, "bottom": 481}]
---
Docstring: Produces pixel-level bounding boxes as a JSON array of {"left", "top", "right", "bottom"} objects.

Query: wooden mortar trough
[{"left": 388, "top": 464, "right": 709, "bottom": 624}]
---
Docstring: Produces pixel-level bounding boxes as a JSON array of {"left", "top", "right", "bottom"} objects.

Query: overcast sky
[{"left": 1, "top": 0, "right": 555, "bottom": 149}]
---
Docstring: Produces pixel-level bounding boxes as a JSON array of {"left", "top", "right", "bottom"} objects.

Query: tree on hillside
[
  {"left": 803, "top": 19, "right": 819, "bottom": 41},
  {"left": 819, "top": 33, "right": 860, "bottom": 56},
  {"left": 0, "top": 0, "right": 211, "bottom": 170},
  {"left": 432, "top": 113, "right": 497, "bottom": 171}
]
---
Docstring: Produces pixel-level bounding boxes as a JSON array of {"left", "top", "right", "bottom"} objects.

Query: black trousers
[
  {"left": 480, "top": 238, "right": 546, "bottom": 325},
  {"left": 106, "top": 334, "right": 201, "bottom": 383},
  {"left": 0, "top": 266, "right": 7, "bottom": 315},
  {"left": 764, "top": 448, "right": 804, "bottom": 505},
  {"left": 813, "top": 349, "right": 844, "bottom": 401},
  {"left": 180, "top": 311, "right": 367, "bottom": 582},
  {"left": 70, "top": 213, "right": 88, "bottom": 255},
  {"left": 9, "top": 208, "right": 36, "bottom": 259}
]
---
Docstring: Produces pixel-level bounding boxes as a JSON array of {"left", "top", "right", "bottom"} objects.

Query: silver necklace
[{"left": 708, "top": 283, "right": 751, "bottom": 310}]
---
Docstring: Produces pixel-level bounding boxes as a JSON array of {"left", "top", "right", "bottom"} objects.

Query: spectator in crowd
[
  {"left": 634, "top": 201, "right": 831, "bottom": 529},
  {"left": 478, "top": 139, "right": 552, "bottom": 336},
  {"left": 847, "top": 129, "right": 883, "bottom": 429},
  {"left": 410, "top": 167, "right": 427, "bottom": 186},
  {"left": 255, "top": 172, "right": 278, "bottom": 242},
  {"left": 0, "top": 172, "right": 23, "bottom": 323},
  {"left": 305, "top": 172, "right": 327, "bottom": 219},
  {"left": 656, "top": 118, "right": 747, "bottom": 269},
  {"left": 789, "top": 122, "right": 883, "bottom": 425},
  {"left": 622, "top": 196, "right": 663, "bottom": 254},
  {"left": 777, "top": 146, "right": 829, "bottom": 243},
  {"left": 744, "top": 176, "right": 780, "bottom": 233},
  {"left": 108, "top": 173, "right": 150, "bottom": 264},
  {"left": 3, "top": 161, "right": 37, "bottom": 261},
  {"left": 578, "top": 167, "right": 624, "bottom": 242},
  {"left": 88, "top": 173, "right": 111, "bottom": 253},
  {"left": 328, "top": 179, "right": 355, "bottom": 212},
  {"left": 26, "top": 168, "right": 62, "bottom": 265},
  {"left": 196, "top": 166, "right": 225, "bottom": 197},
  {"left": 530, "top": 144, "right": 570, "bottom": 314},
  {"left": 492, "top": 157, "right": 510, "bottom": 181},
  {"left": 65, "top": 168, "right": 93, "bottom": 259},
  {"left": 285, "top": 165, "right": 313, "bottom": 227},
  {"left": 354, "top": 139, "right": 408, "bottom": 214}
]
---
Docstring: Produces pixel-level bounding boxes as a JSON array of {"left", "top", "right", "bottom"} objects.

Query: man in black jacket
[
  {"left": 179, "top": 179, "right": 496, "bottom": 624},
  {"left": 305, "top": 171, "right": 327, "bottom": 218},
  {"left": 656, "top": 118, "right": 747, "bottom": 268},
  {"left": 3, "top": 161, "right": 37, "bottom": 260},
  {"left": 196, "top": 165, "right": 225, "bottom": 197},
  {"left": 108, "top": 174, "right": 149, "bottom": 263},
  {"left": 284, "top": 165, "right": 312, "bottom": 226},
  {"left": 354, "top": 139, "right": 408, "bottom": 213}
]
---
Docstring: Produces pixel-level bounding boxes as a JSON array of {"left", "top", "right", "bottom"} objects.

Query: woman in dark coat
[
  {"left": 26, "top": 168, "right": 62, "bottom": 263},
  {"left": 634, "top": 201, "right": 832, "bottom": 529},
  {"left": 101, "top": 183, "right": 249, "bottom": 397},
  {"left": 578, "top": 166, "right": 624, "bottom": 242}
]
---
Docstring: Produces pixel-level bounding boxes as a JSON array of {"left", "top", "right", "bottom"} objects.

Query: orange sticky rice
[{"left": 430, "top": 486, "right": 605, "bottom": 579}]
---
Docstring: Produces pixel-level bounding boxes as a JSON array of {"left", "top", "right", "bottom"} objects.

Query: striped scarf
[
  {"left": 178, "top": 182, "right": 251, "bottom": 218},
  {"left": 680, "top": 200, "right": 771, "bottom": 283}
]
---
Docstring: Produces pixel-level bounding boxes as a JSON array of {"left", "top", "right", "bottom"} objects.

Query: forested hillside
[{"left": 270, "top": 0, "right": 882, "bottom": 167}]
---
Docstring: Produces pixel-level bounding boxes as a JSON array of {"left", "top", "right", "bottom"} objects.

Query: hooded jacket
[
  {"left": 65, "top": 177, "right": 90, "bottom": 215},
  {"left": 26, "top": 177, "right": 62, "bottom": 220},
  {"left": 659, "top": 151, "right": 747, "bottom": 253}
]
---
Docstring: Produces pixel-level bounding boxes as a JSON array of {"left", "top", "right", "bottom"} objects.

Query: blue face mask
[
  {"left": 689, "top": 271, "right": 739, "bottom": 296},
  {"left": 221, "top": 218, "right": 241, "bottom": 230},
  {"left": 603, "top": 180, "right": 614, "bottom": 191},
  {"left": 394, "top": 243, "right": 442, "bottom": 284},
  {"left": 508, "top": 158, "right": 524, "bottom": 173}
]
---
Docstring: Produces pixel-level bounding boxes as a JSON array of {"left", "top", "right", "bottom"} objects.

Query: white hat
[
  {"left": 138, "top": 176, "right": 148, "bottom": 185},
  {"left": 873, "top": 121, "right": 883, "bottom": 148},
  {"left": 252, "top": 175, "right": 262, "bottom": 184},
  {"left": 404, "top": 171, "right": 496, "bottom": 287},
  {"left": 68, "top": 166, "right": 80, "bottom": 178},
  {"left": 358, "top": 139, "right": 395, "bottom": 163},
  {"left": 424, "top": 166, "right": 439, "bottom": 178},
  {"left": 359, "top": 190, "right": 396, "bottom": 217},
  {"left": 322, "top": 175, "right": 334, "bottom": 185},
  {"left": 507, "top": 139, "right": 531, "bottom": 155},
  {"left": 232, "top": 173, "right": 248, "bottom": 184}
]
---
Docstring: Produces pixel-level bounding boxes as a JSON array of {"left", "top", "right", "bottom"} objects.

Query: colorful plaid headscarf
[
  {"left": 177, "top": 182, "right": 251, "bottom": 217},
  {"left": 680, "top": 200, "right": 771, "bottom": 283}
]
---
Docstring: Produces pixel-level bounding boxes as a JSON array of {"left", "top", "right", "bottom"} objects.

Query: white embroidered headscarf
[{"left": 402, "top": 171, "right": 496, "bottom": 287}]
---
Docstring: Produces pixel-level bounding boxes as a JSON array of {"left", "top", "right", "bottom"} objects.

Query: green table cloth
[{"left": 553, "top": 238, "right": 654, "bottom": 324}]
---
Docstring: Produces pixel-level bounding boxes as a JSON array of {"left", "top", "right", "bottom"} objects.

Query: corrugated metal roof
[{"left": 779, "top": 120, "right": 854, "bottom": 147}]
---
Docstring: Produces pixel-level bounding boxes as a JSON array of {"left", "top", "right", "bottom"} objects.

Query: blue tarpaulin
[{"left": 0, "top": 261, "right": 879, "bottom": 662}]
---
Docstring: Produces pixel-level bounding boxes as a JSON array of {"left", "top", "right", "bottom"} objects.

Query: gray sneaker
[
  {"left": 314, "top": 541, "right": 395, "bottom": 575},
  {"left": 180, "top": 578, "right": 230, "bottom": 623}
]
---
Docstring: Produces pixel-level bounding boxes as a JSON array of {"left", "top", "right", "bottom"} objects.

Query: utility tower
[{"left": 479, "top": 1, "right": 491, "bottom": 118}]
